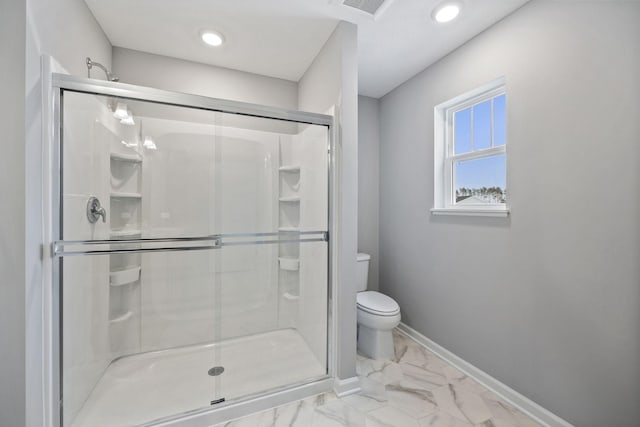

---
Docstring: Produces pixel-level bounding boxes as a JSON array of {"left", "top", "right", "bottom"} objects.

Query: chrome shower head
[{"left": 86, "top": 57, "right": 119, "bottom": 82}]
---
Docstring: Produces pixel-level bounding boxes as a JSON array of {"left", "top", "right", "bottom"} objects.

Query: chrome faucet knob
[{"left": 86, "top": 196, "right": 107, "bottom": 224}]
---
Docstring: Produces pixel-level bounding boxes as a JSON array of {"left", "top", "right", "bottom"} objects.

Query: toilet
[{"left": 356, "top": 253, "right": 401, "bottom": 360}]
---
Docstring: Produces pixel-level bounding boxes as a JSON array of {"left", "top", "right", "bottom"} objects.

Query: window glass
[
  {"left": 434, "top": 79, "right": 507, "bottom": 213},
  {"left": 473, "top": 100, "right": 492, "bottom": 150},
  {"left": 493, "top": 94, "right": 506, "bottom": 147},
  {"left": 454, "top": 154, "right": 506, "bottom": 204},
  {"left": 454, "top": 108, "right": 471, "bottom": 154}
]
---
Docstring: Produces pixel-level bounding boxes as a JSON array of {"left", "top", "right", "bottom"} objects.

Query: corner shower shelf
[
  {"left": 110, "top": 229, "right": 142, "bottom": 239},
  {"left": 109, "top": 311, "right": 133, "bottom": 324},
  {"left": 283, "top": 292, "right": 300, "bottom": 301},
  {"left": 278, "top": 257, "right": 300, "bottom": 271},
  {"left": 279, "top": 165, "right": 301, "bottom": 172},
  {"left": 110, "top": 152, "right": 142, "bottom": 163},
  {"left": 110, "top": 266, "right": 141, "bottom": 287},
  {"left": 279, "top": 196, "right": 301, "bottom": 202},
  {"left": 111, "top": 192, "right": 142, "bottom": 199}
]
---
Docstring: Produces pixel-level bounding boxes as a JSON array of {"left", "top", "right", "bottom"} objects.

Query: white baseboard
[
  {"left": 397, "top": 323, "right": 573, "bottom": 427},
  {"left": 333, "top": 376, "right": 361, "bottom": 397}
]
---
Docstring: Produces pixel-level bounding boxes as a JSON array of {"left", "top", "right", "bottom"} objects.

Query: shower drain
[{"left": 208, "top": 366, "right": 225, "bottom": 376}]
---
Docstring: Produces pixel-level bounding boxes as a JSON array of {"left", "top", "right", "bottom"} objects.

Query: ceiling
[{"left": 85, "top": 0, "right": 529, "bottom": 98}]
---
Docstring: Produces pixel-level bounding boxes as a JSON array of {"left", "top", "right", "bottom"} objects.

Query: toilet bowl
[{"left": 356, "top": 253, "right": 401, "bottom": 360}]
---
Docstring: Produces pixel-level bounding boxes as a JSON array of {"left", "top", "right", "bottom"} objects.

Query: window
[{"left": 432, "top": 78, "right": 508, "bottom": 216}]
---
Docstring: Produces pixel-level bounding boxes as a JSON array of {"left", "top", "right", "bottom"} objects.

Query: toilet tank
[{"left": 356, "top": 253, "right": 371, "bottom": 292}]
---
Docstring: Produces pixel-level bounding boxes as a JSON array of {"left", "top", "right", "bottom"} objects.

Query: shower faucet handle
[{"left": 86, "top": 196, "right": 107, "bottom": 224}]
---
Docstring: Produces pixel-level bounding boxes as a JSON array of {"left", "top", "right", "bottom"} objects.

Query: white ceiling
[{"left": 85, "top": 0, "right": 529, "bottom": 98}]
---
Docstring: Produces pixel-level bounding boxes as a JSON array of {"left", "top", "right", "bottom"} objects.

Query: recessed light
[
  {"left": 432, "top": 3, "right": 461, "bottom": 23},
  {"left": 201, "top": 31, "right": 224, "bottom": 47}
]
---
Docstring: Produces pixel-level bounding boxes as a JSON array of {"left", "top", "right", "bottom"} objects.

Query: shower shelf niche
[
  {"left": 110, "top": 229, "right": 142, "bottom": 239},
  {"left": 277, "top": 140, "right": 303, "bottom": 330},
  {"left": 111, "top": 192, "right": 142, "bottom": 199},
  {"left": 278, "top": 256, "right": 300, "bottom": 271},
  {"left": 279, "top": 196, "right": 300, "bottom": 202},
  {"left": 110, "top": 152, "right": 142, "bottom": 163},
  {"left": 279, "top": 164, "right": 301, "bottom": 195},
  {"left": 108, "top": 141, "right": 142, "bottom": 356},
  {"left": 110, "top": 266, "right": 141, "bottom": 287},
  {"left": 282, "top": 292, "right": 300, "bottom": 301},
  {"left": 109, "top": 311, "right": 133, "bottom": 324},
  {"left": 279, "top": 165, "right": 300, "bottom": 172}
]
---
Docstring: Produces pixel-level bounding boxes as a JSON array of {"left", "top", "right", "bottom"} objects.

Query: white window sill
[{"left": 430, "top": 208, "right": 510, "bottom": 218}]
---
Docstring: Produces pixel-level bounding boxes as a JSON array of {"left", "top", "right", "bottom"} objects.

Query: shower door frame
[{"left": 49, "top": 73, "right": 337, "bottom": 427}]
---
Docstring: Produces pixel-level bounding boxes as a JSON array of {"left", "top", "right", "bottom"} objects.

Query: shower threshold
[{"left": 70, "top": 329, "right": 325, "bottom": 427}]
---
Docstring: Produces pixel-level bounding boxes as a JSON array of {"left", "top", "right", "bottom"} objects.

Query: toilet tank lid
[{"left": 357, "top": 253, "right": 371, "bottom": 262}]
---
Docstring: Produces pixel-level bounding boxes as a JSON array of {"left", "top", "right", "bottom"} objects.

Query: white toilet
[{"left": 356, "top": 253, "right": 401, "bottom": 360}]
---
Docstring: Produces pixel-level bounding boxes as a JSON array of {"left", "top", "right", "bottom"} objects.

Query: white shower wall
[
  {"left": 62, "top": 93, "right": 135, "bottom": 426},
  {"left": 138, "top": 118, "right": 281, "bottom": 350}
]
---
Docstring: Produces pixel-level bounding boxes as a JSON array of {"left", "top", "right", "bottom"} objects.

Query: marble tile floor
[{"left": 215, "top": 329, "right": 543, "bottom": 427}]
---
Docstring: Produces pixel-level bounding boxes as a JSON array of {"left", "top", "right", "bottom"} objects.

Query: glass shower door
[
  {"left": 58, "top": 91, "right": 224, "bottom": 426},
  {"left": 55, "top": 85, "right": 330, "bottom": 427}
]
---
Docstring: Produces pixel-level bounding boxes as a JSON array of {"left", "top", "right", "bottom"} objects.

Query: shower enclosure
[{"left": 50, "top": 75, "right": 333, "bottom": 426}]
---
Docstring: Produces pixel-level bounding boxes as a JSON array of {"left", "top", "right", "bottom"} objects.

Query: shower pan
[{"left": 49, "top": 74, "right": 333, "bottom": 427}]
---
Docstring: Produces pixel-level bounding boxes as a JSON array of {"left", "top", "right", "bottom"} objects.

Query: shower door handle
[{"left": 86, "top": 196, "right": 107, "bottom": 223}]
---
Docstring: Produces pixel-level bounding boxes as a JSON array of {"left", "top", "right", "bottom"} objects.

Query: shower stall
[{"left": 50, "top": 74, "right": 333, "bottom": 426}]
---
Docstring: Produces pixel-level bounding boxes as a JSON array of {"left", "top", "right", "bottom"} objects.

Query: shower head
[{"left": 86, "top": 57, "right": 119, "bottom": 82}]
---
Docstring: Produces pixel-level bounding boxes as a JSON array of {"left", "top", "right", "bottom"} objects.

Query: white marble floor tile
[
  {"left": 359, "top": 376, "right": 389, "bottom": 404},
  {"left": 432, "top": 384, "right": 493, "bottom": 425},
  {"left": 418, "top": 410, "right": 475, "bottom": 427},
  {"left": 367, "top": 406, "right": 422, "bottom": 427},
  {"left": 482, "top": 397, "right": 522, "bottom": 426},
  {"left": 342, "top": 393, "right": 387, "bottom": 413},
  {"left": 385, "top": 383, "right": 438, "bottom": 418},
  {"left": 358, "top": 359, "right": 404, "bottom": 386},
  {"left": 312, "top": 399, "right": 368, "bottom": 427},
  {"left": 511, "top": 411, "right": 544, "bottom": 427},
  {"left": 399, "top": 363, "right": 449, "bottom": 392},
  {"left": 442, "top": 366, "right": 467, "bottom": 382}
]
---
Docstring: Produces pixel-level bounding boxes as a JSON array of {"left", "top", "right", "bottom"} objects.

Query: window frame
[{"left": 432, "top": 77, "right": 509, "bottom": 217}]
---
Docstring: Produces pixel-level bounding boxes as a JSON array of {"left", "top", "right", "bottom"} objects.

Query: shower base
[{"left": 70, "top": 329, "right": 325, "bottom": 427}]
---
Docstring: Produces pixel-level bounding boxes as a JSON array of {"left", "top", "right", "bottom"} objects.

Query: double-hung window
[{"left": 432, "top": 78, "right": 508, "bottom": 216}]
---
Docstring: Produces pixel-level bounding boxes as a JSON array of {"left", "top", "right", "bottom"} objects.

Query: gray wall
[
  {"left": 0, "top": 1, "right": 26, "bottom": 425},
  {"left": 378, "top": 1, "right": 640, "bottom": 426},
  {"left": 299, "top": 21, "right": 359, "bottom": 381},
  {"left": 358, "top": 96, "right": 380, "bottom": 291},
  {"left": 113, "top": 47, "right": 298, "bottom": 110},
  {"left": 25, "top": 0, "right": 113, "bottom": 424}
]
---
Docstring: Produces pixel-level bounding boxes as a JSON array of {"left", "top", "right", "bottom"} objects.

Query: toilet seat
[{"left": 357, "top": 291, "right": 400, "bottom": 316}]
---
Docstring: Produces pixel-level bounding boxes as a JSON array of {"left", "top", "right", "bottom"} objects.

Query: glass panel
[
  {"left": 61, "top": 252, "right": 218, "bottom": 427},
  {"left": 454, "top": 154, "right": 506, "bottom": 204},
  {"left": 60, "top": 90, "right": 329, "bottom": 427},
  {"left": 215, "top": 241, "right": 328, "bottom": 401},
  {"left": 472, "top": 99, "right": 491, "bottom": 150},
  {"left": 454, "top": 107, "right": 471, "bottom": 154},
  {"left": 493, "top": 94, "right": 506, "bottom": 147}
]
